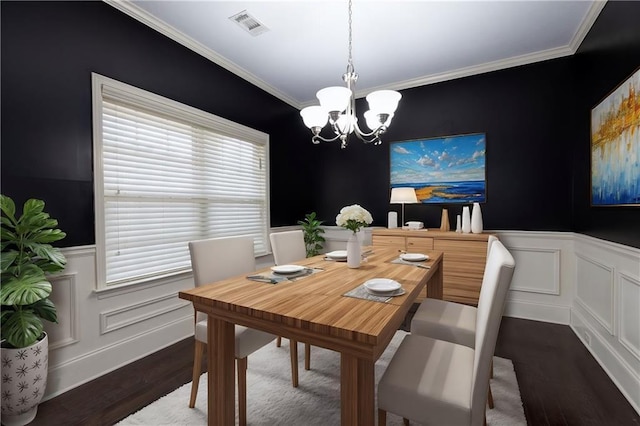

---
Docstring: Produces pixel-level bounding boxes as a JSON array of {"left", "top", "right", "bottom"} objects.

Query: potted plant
[
  {"left": 297, "top": 212, "right": 325, "bottom": 257},
  {"left": 1, "top": 195, "right": 66, "bottom": 426}
]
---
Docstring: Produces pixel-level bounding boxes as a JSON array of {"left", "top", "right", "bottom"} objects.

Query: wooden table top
[{"left": 179, "top": 247, "right": 443, "bottom": 360}]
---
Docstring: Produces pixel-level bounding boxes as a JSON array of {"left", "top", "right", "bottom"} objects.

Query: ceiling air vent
[{"left": 229, "top": 10, "right": 269, "bottom": 37}]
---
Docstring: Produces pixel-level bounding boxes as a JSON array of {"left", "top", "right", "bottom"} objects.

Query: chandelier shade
[
  {"left": 317, "top": 87, "right": 352, "bottom": 113},
  {"left": 299, "top": 0, "right": 401, "bottom": 148}
]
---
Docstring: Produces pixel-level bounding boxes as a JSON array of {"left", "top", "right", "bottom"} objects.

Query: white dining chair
[
  {"left": 269, "top": 230, "right": 312, "bottom": 370},
  {"left": 377, "top": 240, "right": 515, "bottom": 426},
  {"left": 188, "top": 236, "right": 299, "bottom": 426},
  {"left": 409, "top": 234, "right": 499, "bottom": 407}
]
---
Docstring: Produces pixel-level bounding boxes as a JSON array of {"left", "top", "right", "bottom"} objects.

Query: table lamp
[{"left": 390, "top": 187, "right": 418, "bottom": 228}]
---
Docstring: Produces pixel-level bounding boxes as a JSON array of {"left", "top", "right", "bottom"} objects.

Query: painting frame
[
  {"left": 590, "top": 67, "right": 640, "bottom": 207},
  {"left": 390, "top": 133, "right": 487, "bottom": 204}
]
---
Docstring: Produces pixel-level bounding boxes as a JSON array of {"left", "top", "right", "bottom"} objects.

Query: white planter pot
[{"left": 1, "top": 333, "right": 48, "bottom": 426}]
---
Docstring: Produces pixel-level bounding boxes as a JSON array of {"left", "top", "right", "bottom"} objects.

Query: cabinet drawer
[
  {"left": 435, "top": 239, "right": 487, "bottom": 261},
  {"left": 372, "top": 235, "right": 405, "bottom": 248},
  {"left": 407, "top": 237, "right": 433, "bottom": 250}
]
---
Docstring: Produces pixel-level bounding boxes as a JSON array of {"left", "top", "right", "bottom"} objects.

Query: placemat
[
  {"left": 247, "top": 267, "right": 323, "bottom": 284},
  {"left": 390, "top": 258, "right": 431, "bottom": 269},
  {"left": 343, "top": 285, "right": 393, "bottom": 303}
]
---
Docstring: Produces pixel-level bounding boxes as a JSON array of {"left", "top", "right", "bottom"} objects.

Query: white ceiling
[{"left": 108, "top": 0, "right": 605, "bottom": 109}]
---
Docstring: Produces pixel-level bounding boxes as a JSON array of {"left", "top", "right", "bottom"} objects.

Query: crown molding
[
  {"left": 354, "top": 44, "right": 575, "bottom": 100},
  {"left": 568, "top": 0, "right": 608, "bottom": 52},
  {"left": 103, "top": 0, "right": 301, "bottom": 109},
  {"left": 106, "top": 0, "right": 605, "bottom": 111}
]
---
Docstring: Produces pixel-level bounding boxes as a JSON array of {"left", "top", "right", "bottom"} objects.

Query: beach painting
[
  {"left": 390, "top": 133, "right": 486, "bottom": 204},
  {"left": 591, "top": 68, "right": 640, "bottom": 206}
]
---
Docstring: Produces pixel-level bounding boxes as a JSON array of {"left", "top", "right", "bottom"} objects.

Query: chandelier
[{"left": 299, "top": 0, "right": 401, "bottom": 149}]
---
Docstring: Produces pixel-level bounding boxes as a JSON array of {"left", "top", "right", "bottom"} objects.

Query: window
[{"left": 92, "top": 73, "right": 269, "bottom": 288}]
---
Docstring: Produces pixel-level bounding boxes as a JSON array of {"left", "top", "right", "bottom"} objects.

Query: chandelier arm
[{"left": 311, "top": 133, "right": 343, "bottom": 144}]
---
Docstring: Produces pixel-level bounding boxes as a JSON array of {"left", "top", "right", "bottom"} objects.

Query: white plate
[
  {"left": 271, "top": 264, "right": 306, "bottom": 274},
  {"left": 363, "top": 278, "right": 402, "bottom": 294},
  {"left": 367, "top": 287, "right": 406, "bottom": 297},
  {"left": 400, "top": 253, "right": 429, "bottom": 262},
  {"left": 326, "top": 250, "right": 348, "bottom": 260}
]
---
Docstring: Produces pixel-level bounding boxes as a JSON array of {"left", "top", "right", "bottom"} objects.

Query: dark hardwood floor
[{"left": 32, "top": 317, "right": 639, "bottom": 425}]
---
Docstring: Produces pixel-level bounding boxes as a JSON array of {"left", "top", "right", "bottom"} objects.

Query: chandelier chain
[{"left": 347, "top": 0, "right": 353, "bottom": 69}]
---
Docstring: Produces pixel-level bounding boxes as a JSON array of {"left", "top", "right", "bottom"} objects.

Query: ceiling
[{"left": 107, "top": 1, "right": 606, "bottom": 109}]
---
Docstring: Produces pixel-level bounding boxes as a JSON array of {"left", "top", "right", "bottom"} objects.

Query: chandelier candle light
[
  {"left": 336, "top": 204, "right": 373, "bottom": 268},
  {"left": 300, "top": 0, "right": 402, "bottom": 149}
]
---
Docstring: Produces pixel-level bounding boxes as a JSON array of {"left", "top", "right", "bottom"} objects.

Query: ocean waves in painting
[{"left": 394, "top": 181, "right": 486, "bottom": 204}]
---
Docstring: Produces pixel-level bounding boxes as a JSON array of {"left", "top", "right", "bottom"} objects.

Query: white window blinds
[{"left": 92, "top": 74, "right": 269, "bottom": 287}]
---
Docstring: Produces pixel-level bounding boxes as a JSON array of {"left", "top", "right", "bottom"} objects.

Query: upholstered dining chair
[
  {"left": 269, "top": 230, "right": 312, "bottom": 371},
  {"left": 377, "top": 240, "right": 515, "bottom": 426},
  {"left": 188, "top": 236, "right": 298, "bottom": 426},
  {"left": 409, "top": 234, "right": 500, "bottom": 407}
]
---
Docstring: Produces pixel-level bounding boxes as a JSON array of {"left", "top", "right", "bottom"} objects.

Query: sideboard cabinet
[{"left": 371, "top": 228, "right": 492, "bottom": 305}]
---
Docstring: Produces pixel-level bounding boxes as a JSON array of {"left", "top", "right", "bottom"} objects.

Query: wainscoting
[{"left": 44, "top": 229, "right": 639, "bottom": 414}]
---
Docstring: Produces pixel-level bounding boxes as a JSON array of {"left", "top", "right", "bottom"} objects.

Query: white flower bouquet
[{"left": 335, "top": 204, "right": 373, "bottom": 233}]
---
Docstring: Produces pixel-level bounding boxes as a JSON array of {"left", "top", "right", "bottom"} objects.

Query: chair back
[
  {"left": 486, "top": 235, "right": 499, "bottom": 257},
  {"left": 470, "top": 240, "right": 515, "bottom": 425},
  {"left": 188, "top": 236, "right": 256, "bottom": 322},
  {"left": 269, "top": 230, "right": 307, "bottom": 265}
]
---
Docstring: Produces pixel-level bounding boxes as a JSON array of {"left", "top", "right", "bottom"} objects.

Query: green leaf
[
  {"left": 0, "top": 250, "right": 19, "bottom": 272},
  {"left": 0, "top": 265, "right": 51, "bottom": 306},
  {"left": 1, "top": 309, "right": 44, "bottom": 348},
  {"left": 30, "top": 228, "right": 67, "bottom": 244},
  {"left": 32, "top": 298, "right": 58, "bottom": 323},
  {"left": 22, "top": 198, "right": 45, "bottom": 218},
  {"left": 0, "top": 194, "right": 16, "bottom": 223},
  {"left": 30, "top": 244, "right": 67, "bottom": 268}
]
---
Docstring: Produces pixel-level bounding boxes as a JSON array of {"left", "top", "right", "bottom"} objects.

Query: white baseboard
[{"left": 571, "top": 309, "right": 640, "bottom": 414}]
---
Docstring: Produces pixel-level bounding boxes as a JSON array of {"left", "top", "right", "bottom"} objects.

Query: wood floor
[{"left": 32, "top": 317, "right": 639, "bottom": 425}]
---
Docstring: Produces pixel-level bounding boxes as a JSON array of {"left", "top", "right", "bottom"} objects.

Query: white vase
[
  {"left": 346, "top": 232, "right": 361, "bottom": 268},
  {"left": 461, "top": 206, "right": 471, "bottom": 233},
  {"left": 471, "top": 202, "right": 483, "bottom": 233},
  {"left": 1, "top": 333, "right": 48, "bottom": 426},
  {"left": 456, "top": 215, "right": 462, "bottom": 233}
]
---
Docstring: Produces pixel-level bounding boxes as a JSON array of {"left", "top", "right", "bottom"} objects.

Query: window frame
[{"left": 91, "top": 73, "right": 270, "bottom": 289}]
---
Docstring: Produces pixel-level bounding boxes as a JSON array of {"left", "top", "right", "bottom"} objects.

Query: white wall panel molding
[
  {"left": 619, "top": 272, "right": 640, "bottom": 359},
  {"left": 574, "top": 252, "right": 615, "bottom": 334},
  {"left": 100, "top": 292, "right": 190, "bottom": 334},
  {"left": 46, "top": 273, "right": 79, "bottom": 350},
  {"left": 44, "top": 316, "right": 192, "bottom": 401},
  {"left": 571, "top": 309, "right": 640, "bottom": 414},
  {"left": 504, "top": 298, "right": 571, "bottom": 324},
  {"left": 508, "top": 246, "right": 561, "bottom": 295}
]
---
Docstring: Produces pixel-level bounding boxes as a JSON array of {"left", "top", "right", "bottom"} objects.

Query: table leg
[
  {"left": 426, "top": 259, "right": 444, "bottom": 300},
  {"left": 341, "top": 353, "right": 375, "bottom": 425},
  {"left": 208, "top": 315, "right": 235, "bottom": 426}
]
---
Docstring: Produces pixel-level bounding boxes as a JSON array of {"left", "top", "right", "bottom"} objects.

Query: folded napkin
[{"left": 391, "top": 258, "right": 431, "bottom": 269}]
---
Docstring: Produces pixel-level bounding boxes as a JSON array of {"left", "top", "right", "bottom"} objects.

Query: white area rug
[{"left": 118, "top": 331, "right": 525, "bottom": 425}]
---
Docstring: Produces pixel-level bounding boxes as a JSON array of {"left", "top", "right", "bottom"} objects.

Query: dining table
[{"left": 179, "top": 245, "right": 443, "bottom": 425}]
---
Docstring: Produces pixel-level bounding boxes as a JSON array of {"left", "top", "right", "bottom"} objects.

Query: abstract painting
[
  {"left": 390, "top": 133, "right": 486, "bottom": 204},
  {"left": 591, "top": 68, "right": 640, "bottom": 206}
]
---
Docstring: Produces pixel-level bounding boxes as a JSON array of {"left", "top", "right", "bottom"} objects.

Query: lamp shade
[
  {"left": 316, "top": 86, "right": 352, "bottom": 113},
  {"left": 366, "top": 90, "right": 401, "bottom": 114},
  {"left": 364, "top": 110, "right": 394, "bottom": 131},
  {"left": 390, "top": 187, "right": 418, "bottom": 204},
  {"left": 300, "top": 106, "right": 328, "bottom": 129}
]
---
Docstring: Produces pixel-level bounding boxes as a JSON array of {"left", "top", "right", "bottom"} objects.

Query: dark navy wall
[
  {"left": 0, "top": 1, "right": 311, "bottom": 246},
  {"left": 2, "top": 1, "right": 638, "bottom": 248},
  {"left": 571, "top": 1, "right": 640, "bottom": 248}
]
